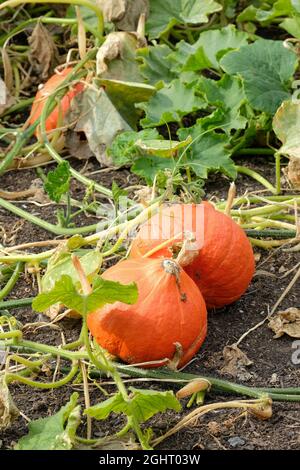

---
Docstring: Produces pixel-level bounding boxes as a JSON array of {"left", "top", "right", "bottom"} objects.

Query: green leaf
[
  {"left": 44, "top": 161, "right": 71, "bottom": 203},
  {"left": 178, "top": 124, "right": 236, "bottom": 179},
  {"left": 41, "top": 250, "right": 102, "bottom": 292},
  {"left": 220, "top": 39, "right": 298, "bottom": 114},
  {"left": 111, "top": 181, "right": 128, "bottom": 205},
  {"left": 198, "top": 75, "right": 248, "bottom": 133},
  {"left": 273, "top": 100, "right": 300, "bottom": 158},
  {"left": 131, "top": 156, "right": 175, "bottom": 184},
  {"left": 85, "top": 393, "right": 124, "bottom": 420},
  {"left": 237, "top": 0, "right": 296, "bottom": 23},
  {"left": 33, "top": 274, "right": 138, "bottom": 315},
  {"left": 85, "top": 387, "right": 181, "bottom": 424},
  {"left": 66, "top": 5, "right": 99, "bottom": 31},
  {"left": 280, "top": 16, "right": 300, "bottom": 38},
  {"left": 292, "top": 0, "right": 300, "bottom": 13},
  {"left": 15, "top": 393, "right": 80, "bottom": 450},
  {"left": 139, "top": 79, "right": 206, "bottom": 128},
  {"left": 137, "top": 44, "right": 177, "bottom": 86},
  {"left": 170, "top": 25, "right": 249, "bottom": 72},
  {"left": 135, "top": 136, "right": 192, "bottom": 158},
  {"left": 128, "top": 388, "right": 181, "bottom": 423},
  {"left": 146, "top": 0, "right": 222, "bottom": 39},
  {"left": 236, "top": 5, "right": 258, "bottom": 22},
  {"left": 97, "top": 78, "right": 156, "bottom": 129},
  {"left": 108, "top": 129, "right": 160, "bottom": 166}
]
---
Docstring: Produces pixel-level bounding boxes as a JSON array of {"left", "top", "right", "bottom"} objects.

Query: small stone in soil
[{"left": 228, "top": 436, "right": 245, "bottom": 447}]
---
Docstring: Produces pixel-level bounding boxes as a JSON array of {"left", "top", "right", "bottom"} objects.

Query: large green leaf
[
  {"left": 131, "top": 155, "right": 175, "bottom": 184},
  {"left": 220, "top": 39, "right": 298, "bottom": 114},
  {"left": 139, "top": 78, "right": 206, "bottom": 127},
  {"left": 197, "top": 75, "right": 248, "bottom": 133},
  {"left": 41, "top": 250, "right": 102, "bottom": 292},
  {"left": 97, "top": 78, "right": 156, "bottom": 128},
  {"left": 85, "top": 387, "right": 181, "bottom": 424},
  {"left": 137, "top": 44, "right": 177, "bottom": 86},
  {"left": 170, "top": 25, "right": 249, "bottom": 72},
  {"left": 16, "top": 393, "right": 80, "bottom": 450},
  {"left": 108, "top": 129, "right": 160, "bottom": 166},
  {"left": 237, "top": 0, "right": 296, "bottom": 23},
  {"left": 146, "top": 0, "right": 222, "bottom": 39},
  {"left": 273, "top": 100, "right": 300, "bottom": 158},
  {"left": 178, "top": 124, "right": 236, "bottom": 179},
  {"left": 280, "top": 15, "right": 300, "bottom": 38},
  {"left": 33, "top": 275, "right": 138, "bottom": 315}
]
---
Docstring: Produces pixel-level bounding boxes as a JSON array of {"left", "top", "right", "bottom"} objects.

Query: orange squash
[
  {"left": 87, "top": 257, "right": 207, "bottom": 368},
  {"left": 29, "top": 67, "right": 84, "bottom": 135},
  {"left": 130, "top": 202, "right": 255, "bottom": 309}
]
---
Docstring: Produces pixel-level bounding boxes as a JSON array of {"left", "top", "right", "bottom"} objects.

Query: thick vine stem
[
  {"left": 216, "top": 195, "right": 300, "bottom": 210},
  {"left": 0, "top": 197, "right": 100, "bottom": 236},
  {"left": 0, "top": 0, "right": 104, "bottom": 41},
  {"left": 0, "top": 123, "right": 39, "bottom": 175},
  {"left": 0, "top": 199, "right": 159, "bottom": 264},
  {"left": 0, "top": 261, "right": 23, "bottom": 300},
  {"left": 0, "top": 297, "right": 34, "bottom": 309},
  {"left": 249, "top": 238, "right": 294, "bottom": 248},
  {"left": 235, "top": 165, "right": 277, "bottom": 194},
  {"left": 2, "top": 340, "right": 300, "bottom": 402}
]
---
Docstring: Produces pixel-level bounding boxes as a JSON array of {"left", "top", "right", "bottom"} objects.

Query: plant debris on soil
[{"left": 0, "top": 0, "right": 300, "bottom": 453}]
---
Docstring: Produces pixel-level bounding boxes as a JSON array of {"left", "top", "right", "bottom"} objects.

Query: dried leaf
[
  {"left": 268, "top": 307, "right": 300, "bottom": 338},
  {"left": 287, "top": 157, "right": 300, "bottom": 189},
  {"left": 65, "top": 131, "right": 94, "bottom": 160},
  {"left": 69, "top": 86, "right": 132, "bottom": 166},
  {"left": 116, "top": 0, "right": 149, "bottom": 31},
  {"left": 0, "top": 376, "right": 19, "bottom": 430},
  {"left": 28, "top": 22, "right": 59, "bottom": 81},
  {"left": 1, "top": 48, "right": 13, "bottom": 92},
  {"left": 0, "top": 76, "right": 15, "bottom": 115},
  {"left": 219, "top": 344, "right": 253, "bottom": 381},
  {"left": 98, "top": 0, "right": 126, "bottom": 22},
  {"left": 98, "top": 0, "right": 149, "bottom": 31},
  {"left": 96, "top": 31, "right": 146, "bottom": 81}
]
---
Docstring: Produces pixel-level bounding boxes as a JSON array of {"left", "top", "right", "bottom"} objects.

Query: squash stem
[
  {"left": 275, "top": 152, "right": 282, "bottom": 195},
  {"left": 235, "top": 165, "right": 277, "bottom": 194},
  {"left": 0, "top": 262, "right": 23, "bottom": 301},
  {"left": 2, "top": 340, "right": 300, "bottom": 402}
]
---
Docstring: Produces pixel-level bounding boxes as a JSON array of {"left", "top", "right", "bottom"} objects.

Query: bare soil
[{"left": 0, "top": 157, "right": 300, "bottom": 450}]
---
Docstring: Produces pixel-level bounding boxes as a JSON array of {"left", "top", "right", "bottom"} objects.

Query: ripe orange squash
[
  {"left": 130, "top": 202, "right": 255, "bottom": 309},
  {"left": 29, "top": 67, "right": 84, "bottom": 135},
  {"left": 87, "top": 257, "right": 207, "bottom": 368}
]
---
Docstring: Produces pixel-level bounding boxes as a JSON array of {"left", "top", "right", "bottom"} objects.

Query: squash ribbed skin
[
  {"left": 29, "top": 67, "right": 84, "bottom": 134},
  {"left": 87, "top": 258, "right": 207, "bottom": 368},
  {"left": 130, "top": 202, "right": 255, "bottom": 309}
]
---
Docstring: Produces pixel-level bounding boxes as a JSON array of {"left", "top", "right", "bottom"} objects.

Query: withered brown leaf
[{"left": 28, "top": 22, "right": 59, "bottom": 81}]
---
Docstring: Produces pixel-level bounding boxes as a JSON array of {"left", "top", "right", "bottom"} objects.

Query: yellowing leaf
[
  {"left": 273, "top": 100, "right": 300, "bottom": 158},
  {"left": 135, "top": 135, "right": 192, "bottom": 157}
]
